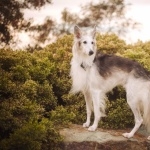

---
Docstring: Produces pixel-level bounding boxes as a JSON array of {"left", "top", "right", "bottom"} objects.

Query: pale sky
[{"left": 19, "top": 0, "right": 150, "bottom": 48}]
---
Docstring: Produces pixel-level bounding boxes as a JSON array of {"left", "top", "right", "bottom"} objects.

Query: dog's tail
[{"left": 142, "top": 90, "right": 150, "bottom": 133}]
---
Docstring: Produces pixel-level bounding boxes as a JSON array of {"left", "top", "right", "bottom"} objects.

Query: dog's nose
[{"left": 89, "top": 51, "right": 94, "bottom": 56}]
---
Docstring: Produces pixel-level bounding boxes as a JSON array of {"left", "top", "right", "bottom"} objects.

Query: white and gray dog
[{"left": 70, "top": 25, "right": 150, "bottom": 140}]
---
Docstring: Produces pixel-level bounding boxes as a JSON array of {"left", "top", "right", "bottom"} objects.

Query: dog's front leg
[
  {"left": 83, "top": 90, "right": 93, "bottom": 128},
  {"left": 88, "top": 90, "right": 104, "bottom": 131}
]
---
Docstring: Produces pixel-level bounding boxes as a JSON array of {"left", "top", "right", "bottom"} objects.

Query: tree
[
  {"left": 0, "top": 0, "right": 52, "bottom": 47},
  {"left": 0, "top": 0, "right": 139, "bottom": 48},
  {"left": 28, "top": 0, "right": 139, "bottom": 48},
  {"left": 59, "top": 0, "right": 139, "bottom": 35}
]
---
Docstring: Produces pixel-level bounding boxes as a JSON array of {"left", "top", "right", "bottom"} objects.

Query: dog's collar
[
  {"left": 80, "top": 56, "right": 96, "bottom": 71},
  {"left": 80, "top": 62, "right": 94, "bottom": 71},
  {"left": 80, "top": 63, "right": 86, "bottom": 71}
]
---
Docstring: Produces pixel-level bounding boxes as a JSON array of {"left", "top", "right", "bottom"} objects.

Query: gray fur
[{"left": 94, "top": 52, "right": 150, "bottom": 80}]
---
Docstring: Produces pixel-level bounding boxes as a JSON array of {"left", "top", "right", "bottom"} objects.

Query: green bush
[
  {"left": 96, "top": 33, "right": 127, "bottom": 54},
  {"left": 0, "top": 119, "right": 63, "bottom": 150},
  {"left": 99, "top": 98, "right": 134, "bottom": 129},
  {"left": 49, "top": 105, "right": 76, "bottom": 127},
  {"left": 62, "top": 93, "right": 87, "bottom": 124},
  {"left": 0, "top": 96, "right": 44, "bottom": 140},
  {"left": 22, "top": 80, "right": 57, "bottom": 112}
]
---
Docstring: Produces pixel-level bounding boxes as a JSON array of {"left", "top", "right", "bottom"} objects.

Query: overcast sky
[{"left": 20, "top": 0, "right": 150, "bottom": 48}]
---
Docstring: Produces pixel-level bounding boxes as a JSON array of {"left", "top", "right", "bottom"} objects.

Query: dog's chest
[{"left": 70, "top": 60, "right": 92, "bottom": 91}]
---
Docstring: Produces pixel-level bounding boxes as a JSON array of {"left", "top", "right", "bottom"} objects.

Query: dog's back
[{"left": 94, "top": 52, "right": 150, "bottom": 80}]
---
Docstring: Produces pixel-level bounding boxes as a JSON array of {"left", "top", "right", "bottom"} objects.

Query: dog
[{"left": 70, "top": 25, "right": 150, "bottom": 140}]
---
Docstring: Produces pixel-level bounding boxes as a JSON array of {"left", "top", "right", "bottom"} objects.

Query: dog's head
[{"left": 73, "top": 25, "right": 97, "bottom": 56}]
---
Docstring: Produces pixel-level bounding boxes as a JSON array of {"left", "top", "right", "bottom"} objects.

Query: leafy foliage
[
  {"left": 99, "top": 98, "right": 134, "bottom": 129},
  {"left": 54, "top": 0, "right": 139, "bottom": 43},
  {"left": 96, "top": 33, "right": 127, "bottom": 54},
  {"left": 0, "top": 33, "right": 150, "bottom": 149},
  {"left": 0, "top": 119, "right": 63, "bottom": 150},
  {"left": 0, "top": 0, "right": 52, "bottom": 46}
]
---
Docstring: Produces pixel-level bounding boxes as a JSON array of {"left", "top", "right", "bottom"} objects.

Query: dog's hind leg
[
  {"left": 83, "top": 90, "right": 93, "bottom": 128},
  {"left": 123, "top": 94, "right": 143, "bottom": 138},
  {"left": 88, "top": 90, "right": 105, "bottom": 131}
]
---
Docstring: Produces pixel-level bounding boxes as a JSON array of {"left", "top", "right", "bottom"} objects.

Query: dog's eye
[
  {"left": 91, "top": 41, "right": 94, "bottom": 44},
  {"left": 83, "top": 41, "right": 87, "bottom": 44}
]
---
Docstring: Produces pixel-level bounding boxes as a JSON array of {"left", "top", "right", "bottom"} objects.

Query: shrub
[
  {"left": 22, "top": 80, "right": 57, "bottom": 112},
  {"left": 0, "top": 119, "right": 63, "bottom": 150},
  {"left": 96, "top": 33, "right": 126, "bottom": 54},
  {"left": 49, "top": 105, "right": 76, "bottom": 127},
  {"left": 0, "top": 96, "right": 44, "bottom": 139},
  {"left": 99, "top": 98, "right": 134, "bottom": 129},
  {"left": 62, "top": 93, "right": 87, "bottom": 125}
]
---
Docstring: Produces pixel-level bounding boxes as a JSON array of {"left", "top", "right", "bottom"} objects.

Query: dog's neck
[
  {"left": 73, "top": 52, "right": 96, "bottom": 71},
  {"left": 80, "top": 62, "right": 89, "bottom": 71}
]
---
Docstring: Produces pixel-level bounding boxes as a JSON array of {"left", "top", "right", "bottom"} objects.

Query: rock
[{"left": 59, "top": 124, "right": 150, "bottom": 150}]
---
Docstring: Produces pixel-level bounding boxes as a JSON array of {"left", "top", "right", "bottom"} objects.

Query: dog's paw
[
  {"left": 122, "top": 132, "right": 133, "bottom": 138},
  {"left": 83, "top": 122, "right": 90, "bottom": 128},
  {"left": 88, "top": 125, "right": 97, "bottom": 131},
  {"left": 147, "top": 136, "right": 150, "bottom": 140}
]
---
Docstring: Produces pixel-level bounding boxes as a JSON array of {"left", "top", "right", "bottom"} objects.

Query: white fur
[{"left": 70, "top": 25, "right": 150, "bottom": 140}]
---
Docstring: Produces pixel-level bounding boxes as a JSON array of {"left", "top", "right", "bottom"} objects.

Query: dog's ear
[
  {"left": 74, "top": 25, "right": 81, "bottom": 39},
  {"left": 92, "top": 25, "right": 97, "bottom": 39}
]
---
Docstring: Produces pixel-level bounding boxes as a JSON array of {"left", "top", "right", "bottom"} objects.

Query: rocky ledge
[{"left": 59, "top": 124, "right": 150, "bottom": 150}]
